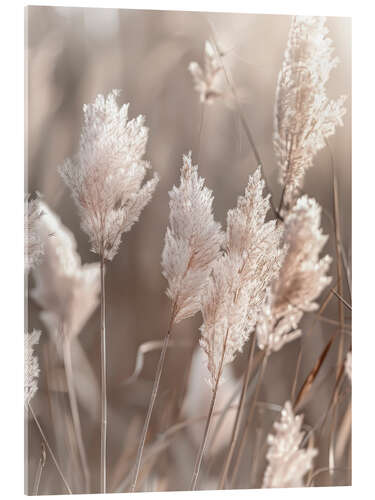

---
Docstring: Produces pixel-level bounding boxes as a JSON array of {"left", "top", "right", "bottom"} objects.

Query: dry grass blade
[
  {"left": 27, "top": 403, "right": 72, "bottom": 494},
  {"left": 190, "top": 327, "right": 230, "bottom": 490},
  {"left": 290, "top": 288, "right": 335, "bottom": 401},
  {"left": 230, "top": 352, "right": 268, "bottom": 487},
  {"left": 62, "top": 335, "right": 90, "bottom": 492},
  {"left": 33, "top": 441, "right": 46, "bottom": 495},
  {"left": 331, "top": 288, "right": 352, "bottom": 312},
  {"left": 329, "top": 140, "right": 347, "bottom": 475},
  {"left": 307, "top": 467, "right": 351, "bottom": 486},
  {"left": 294, "top": 331, "right": 337, "bottom": 410},
  {"left": 130, "top": 314, "right": 175, "bottom": 492},
  {"left": 117, "top": 404, "right": 239, "bottom": 492},
  {"left": 335, "top": 400, "right": 352, "bottom": 463},
  {"left": 122, "top": 339, "right": 189, "bottom": 385},
  {"left": 328, "top": 362, "right": 346, "bottom": 474},
  {"left": 99, "top": 254, "right": 107, "bottom": 493},
  {"left": 218, "top": 333, "right": 256, "bottom": 489}
]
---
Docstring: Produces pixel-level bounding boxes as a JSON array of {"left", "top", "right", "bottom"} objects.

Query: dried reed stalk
[
  {"left": 230, "top": 352, "right": 268, "bottom": 487},
  {"left": 218, "top": 333, "right": 256, "bottom": 489},
  {"left": 27, "top": 404, "right": 72, "bottom": 494},
  {"left": 59, "top": 90, "right": 158, "bottom": 492},
  {"left": 191, "top": 168, "right": 284, "bottom": 489},
  {"left": 32, "top": 442, "right": 46, "bottom": 495},
  {"left": 131, "top": 152, "right": 222, "bottom": 492},
  {"left": 62, "top": 333, "right": 90, "bottom": 492}
]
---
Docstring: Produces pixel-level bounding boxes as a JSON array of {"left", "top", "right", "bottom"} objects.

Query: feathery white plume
[
  {"left": 262, "top": 401, "right": 317, "bottom": 488},
  {"left": 59, "top": 90, "right": 159, "bottom": 260},
  {"left": 24, "top": 330, "right": 42, "bottom": 404},
  {"left": 25, "top": 194, "right": 44, "bottom": 272},
  {"left": 345, "top": 351, "right": 352, "bottom": 382},
  {"left": 274, "top": 16, "right": 346, "bottom": 208},
  {"left": 31, "top": 202, "right": 100, "bottom": 340},
  {"left": 256, "top": 196, "right": 331, "bottom": 352},
  {"left": 161, "top": 152, "right": 223, "bottom": 323},
  {"left": 200, "top": 168, "right": 284, "bottom": 388},
  {"left": 188, "top": 41, "right": 223, "bottom": 104}
]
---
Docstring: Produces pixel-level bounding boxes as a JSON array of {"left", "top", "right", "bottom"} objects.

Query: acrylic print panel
[{"left": 25, "top": 5, "right": 351, "bottom": 495}]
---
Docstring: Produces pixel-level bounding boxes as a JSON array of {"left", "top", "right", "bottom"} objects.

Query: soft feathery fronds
[
  {"left": 345, "top": 351, "right": 352, "bottom": 382},
  {"left": 262, "top": 401, "right": 317, "bottom": 488},
  {"left": 200, "top": 168, "right": 284, "bottom": 388},
  {"left": 274, "top": 16, "right": 346, "bottom": 208},
  {"left": 256, "top": 196, "right": 331, "bottom": 352},
  {"left": 25, "top": 194, "right": 44, "bottom": 272},
  {"left": 31, "top": 201, "right": 100, "bottom": 341},
  {"left": 59, "top": 90, "right": 159, "bottom": 260},
  {"left": 161, "top": 152, "right": 224, "bottom": 324},
  {"left": 188, "top": 41, "right": 223, "bottom": 104},
  {"left": 24, "top": 330, "right": 42, "bottom": 405}
]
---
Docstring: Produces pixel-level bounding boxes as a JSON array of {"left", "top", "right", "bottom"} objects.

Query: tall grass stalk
[
  {"left": 130, "top": 306, "right": 176, "bottom": 492},
  {"left": 100, "top": 254, "right": 107, "bottom": 493},
  {"left": 32, "top": 442, "right": 46, "bottom": 495},
  {"left": 62, "top": 335, "right": 90, "bottom": 492},
  {"left": 218, "top": 333, "right": 256, "bottom": 489},
  {"left": 190, "top": 327, "right": 230, "bottom": 490},
  {"left": 27, "top": 403, "right": 72, "bottom": 494},
  {"left": 329, "top": 159, "right": 345, "bottom": 476},
  {"left": 291, "top": 289, "right": 334, "bottom": 402},
  {"left": 230, "top": 351, "right": 268, "bottom": 487}
]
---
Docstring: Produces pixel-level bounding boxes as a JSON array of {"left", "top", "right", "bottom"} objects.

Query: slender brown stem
[
  {"left": 130, "top": 309, "right": 175, "bottom": 492},
  {"left": 63, "top": 337, "right": 90, "bottom": 492},
  {"left": 190, "top": 384, "right": 219, "bottom": 490},
  {"left": 331, "top": 288, "right": 352, "bottom": 312},
  {"left": 27, "top": 403, "right": 72, "bottom": 494},
  {"left": 32, "top": 441, "right": 46, "bottom": 495},
  {"left": 291, "top": 288, "right": 334, "bottom": 402},
  {"left": 218, "top": 333, "right": 256, "bottom": 489},
  {"left": 190, "top": 327, "right": 230, "bottom": 491},
  {"left": 206, "top": 351, "right": 263, "bottom": 465},
  {"left": 100, "top": 253, "right": 107, "bottom": 493},
  {"left": 230, "top": 352, "right": 268, "bottom": 488},
  {"left": 330, "top": 153, "right": 346, "bottom": 475},
  {"left": 117, "top": 404, "right": 239, "bottom": 493},
  {"left": 335, "top": 400, "right": 352, "bottom": 462}
]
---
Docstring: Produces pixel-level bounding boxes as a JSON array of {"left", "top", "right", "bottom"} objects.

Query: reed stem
[
  {"left": 63, "top": 336, "right": 90, "bottom": 492},
  {"left": 27, "top": 403, "right": 72, "bottom": 494},
  {"left": 190, "top": 327, "right": 230, "bottom": 490},
  {"left": 100, "top": 253, "right": 107, "bottom": 493},
  {"left": 218, "top": 333, "right": 256, "bottom": 489},
  {"left": 230, "top": 352, "right": 268, "bottom": 487},
  {"left": 130, "top": 310, "right": 175, "bottom": 492},
  {"left": 32, "top": 441, "right": 46, "bottom": 495}
]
